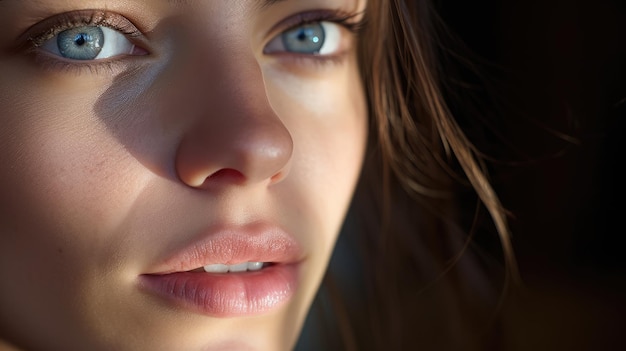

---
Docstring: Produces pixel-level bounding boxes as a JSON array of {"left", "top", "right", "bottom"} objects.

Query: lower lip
[{"left": 139, "top": 264, "right": 299, "bottom": 317}]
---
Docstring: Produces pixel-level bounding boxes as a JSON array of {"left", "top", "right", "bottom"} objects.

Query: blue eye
[
  {"left": 41, "top": 26, "right": 135, "bottom": 61},
  {"left": 264, "top": 22, "right": 342, "bottom": 56},
  {"left": 282, "top": 23, "right": 325, "bottom": 54}
]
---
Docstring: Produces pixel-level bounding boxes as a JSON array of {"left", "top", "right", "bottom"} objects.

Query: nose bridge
[
  {"left": 174, "top": 45, "right": 294, "bottom": 189},
  {"left": 209, "top": 53, "right": 272, "bottom": 126}
]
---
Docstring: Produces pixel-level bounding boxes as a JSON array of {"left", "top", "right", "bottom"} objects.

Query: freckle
[{"left": 57, "top": 248, "right": 63, "bottom": 254}]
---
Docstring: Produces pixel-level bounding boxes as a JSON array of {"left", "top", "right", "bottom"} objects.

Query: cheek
[
  {"left": 0, "top": 69, "right": 154, "bottom": 345},
  {"left": 264, "top": 60, "right": 368, "bottom": 252},
  {"left": 0, "top": 76, "right": 142, "bottom": 230},
  {"left": 0, "top": 58, "right": 149, "bottom": 222},
  {"left": 0, "top": 73, "right": 147, "bottom": 298}
]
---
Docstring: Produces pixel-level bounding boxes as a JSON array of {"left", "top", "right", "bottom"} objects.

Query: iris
[
  {"left": 57, "top": 27, "right": 104, "bottom": 60},
  {"left": 281, "top": 23, "right": 325, "bottom": 54}
]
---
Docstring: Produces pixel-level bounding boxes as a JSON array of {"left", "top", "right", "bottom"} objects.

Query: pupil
[
  {"left": 74, "top": 34, "right": 88, "bottom": 46},
  {"left": 297, "top": 30, "right": 307, "bottom": 41}
]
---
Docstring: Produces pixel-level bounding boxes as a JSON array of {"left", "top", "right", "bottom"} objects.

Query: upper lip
[{"left": 146, "top": 222, "right": 303, "bottom": 274}]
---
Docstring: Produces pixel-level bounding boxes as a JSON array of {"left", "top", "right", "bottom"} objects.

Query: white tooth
[
  {"left": 203, "top": 264, "right": 229, "bottom": 273},
  {"left": 228, "top": 262, "right": 248, "bottom": 272},
  {"left": 247, "top": 262, "right": 263, "bottom": 271}
]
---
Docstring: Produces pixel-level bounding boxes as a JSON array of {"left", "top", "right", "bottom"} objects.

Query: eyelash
[
  {"left": 280, "top": 10, "right": 366, "bottom": 35},
  {"left": 22, "top": 9, "right": 367, "bottom": 74},
  {"left": 23, "top": 10, "right": 143, "bottom": 74},
  {"left": 268, "top": 10, "right": 367, "bottom": 66},
  {"left": 27, "top": 11, "right": 141, "bottom": 47}
]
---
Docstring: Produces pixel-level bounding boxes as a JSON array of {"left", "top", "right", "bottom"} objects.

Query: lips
[{"left": 139, "top": 222, "right": 303, "bottom": 317}]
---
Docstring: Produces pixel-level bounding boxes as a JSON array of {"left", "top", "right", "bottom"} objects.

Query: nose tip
[
  {"left": 170, "top": 41, "right": 294, "bottom": 190},
  {"left": 175, "top": 115, "right": 293, "bottom": 189}
]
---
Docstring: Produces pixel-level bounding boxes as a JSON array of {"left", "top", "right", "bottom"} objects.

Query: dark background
[
  {"left": 298, "top": 0, "right": 626, "bottom": 350},
  {"left": 440, "top": 0, "right": 626, "bottom": 349}
]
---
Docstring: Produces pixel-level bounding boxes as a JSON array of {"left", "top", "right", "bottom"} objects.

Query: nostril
[
  {"left": 174, "top": 96, "right": 293, "bottom": 189},
  {"left": 208, "top": 169, "right": 246, "bottom": 184}
]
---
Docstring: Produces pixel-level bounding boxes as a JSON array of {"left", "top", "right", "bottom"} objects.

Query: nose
[{"left": 174, "top": 54, "right": 293, "bottom": 189}]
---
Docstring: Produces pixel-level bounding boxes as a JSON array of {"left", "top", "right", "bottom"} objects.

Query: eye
[
  {"left": 264, "top": 22, "right": 342, "bottom": 56},
  {"left": 40, "top": 26, "right": 135, "bottom": 61}
]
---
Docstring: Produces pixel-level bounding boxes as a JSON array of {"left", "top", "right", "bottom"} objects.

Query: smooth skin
[{"left": 0, "top": 0, "right": 367, "bottom": 350}]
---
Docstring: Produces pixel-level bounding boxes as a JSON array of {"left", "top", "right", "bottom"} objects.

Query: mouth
[
  {"left": 139, "top": 223, "right": 302, "bottom": 318},
  {"left": 189, "top": 261, "right": 273, "bottom": 273}
]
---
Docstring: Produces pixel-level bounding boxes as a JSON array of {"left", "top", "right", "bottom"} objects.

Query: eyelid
[
  {"left": 264, "top": 9, "right": 366, "bottom": 45},
  {"left": 20, "top": 10, "right": 143, "bottom": 49}
]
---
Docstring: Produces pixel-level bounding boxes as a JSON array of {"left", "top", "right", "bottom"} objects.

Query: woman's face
[{"left": 0, "top": 0, "right": 367, "bottom": 350}]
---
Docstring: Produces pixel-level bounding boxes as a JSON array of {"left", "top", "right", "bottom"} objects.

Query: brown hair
[{"left": 311, "top": 0, "right": 520, "bottom": 349}]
